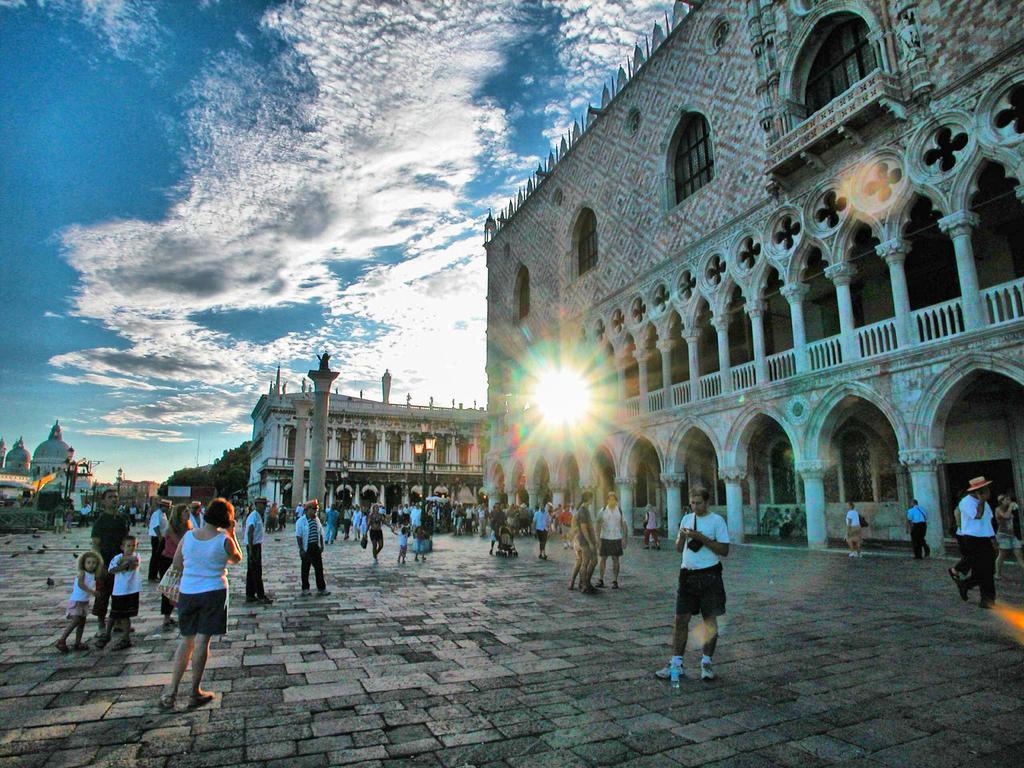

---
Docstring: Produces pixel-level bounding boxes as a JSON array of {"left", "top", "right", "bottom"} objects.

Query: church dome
[
  {"left": 5, "top": 437, "right": 30, "bottom": 474},
  {"left": 33, "top": 421, "right": 71, "bottom": 463}
]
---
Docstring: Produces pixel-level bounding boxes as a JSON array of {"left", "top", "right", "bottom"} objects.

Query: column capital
[
  {"left": 660, "top": 472, "right": 684, "bottom": 487},
  {"left": 682, "top": 330, "right": 701, "bottom": 344},
  {"left": 614, "top": 476, "right": 635, "bottom": 487},
  {"left": 718, "top": 466, "right": 747, "bottom": 483},
  {"left": 745, "top": 300, "right": 766, "bottom": 318},
  {"left": 937, "top": 210, "right": 979, "bottom": 237},
  {"left": 899, "top": 448, "right": 946, "bottom": 470},
  {"left": 633, "top": 348, "right": 652, "bottom": 364},
  {"left": 656, "top": 338, "right": 676, "bottom": 353},
  {"left": 711, "top": 314, "right": 730, "bottom": 333},
  {"left": 795, "top": 459, "right": 828, "bottom": 480},
  {"left": 549, "top": 484, "right": 566, "bottom": 494},
  {"left": 875, "top": 238, "right": 909, "bottom": 264},
  {"left": 780, "top": 282, "right": 809, "bottom": 303},
  {"left": 824, "top": 262, "right": 857, "bottom": 286},
  {"left": 293, "top": 398, "right": 313, "bottom": 419},
  {"left": 526, "top": 484, "right": 540, "bottom": 495}
]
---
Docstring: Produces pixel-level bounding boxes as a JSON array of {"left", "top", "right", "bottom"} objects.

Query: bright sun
[{"left": 532, "top": 367, "right": 591, "bottom": 426}]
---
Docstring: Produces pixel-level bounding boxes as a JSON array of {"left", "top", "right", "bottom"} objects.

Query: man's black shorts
[
  {"left": 369, "top": 529, "right": 384, "bottom": 545},
  {"left": 676, "top": 564, "right": 726, "bottom": 618}
]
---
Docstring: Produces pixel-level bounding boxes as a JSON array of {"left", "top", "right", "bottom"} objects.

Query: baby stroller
[{"left": 495, "top": 524, "right": 518, "bottom": 557}]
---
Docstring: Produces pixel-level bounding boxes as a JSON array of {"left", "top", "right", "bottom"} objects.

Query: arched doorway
[
  {"left": 673, "top": 427, "right": 722, "bottom": 509},
  {"left": 592, "top": 446, "right": 615, "bottom": 506},
  {"left": 628, "top": 437, "right": 663, "bottom": 533},
  {"left": 492, "top": 464, "right": 506, "bottom": 506},
  {"left": 384, "top": 484, "right": 402, "bottom": 511},
  {"left": 533, "top": 458, "right": 551, "bottom": 506},
  {"left": 558, "top": 453, "right": 580, "bottom": 506},
  {"left": 737, "top": 414, "right": 800, "bottom": 539},
  {"left": 511, "top": 462, "right": 528, "bottom": 505}
]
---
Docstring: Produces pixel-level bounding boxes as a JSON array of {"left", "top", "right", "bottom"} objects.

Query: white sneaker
[
  {"left": 848, "top": 552, "right": 857, "bottom": 558},
  {"left": 655, "top": 664, "right": 684, "bottom": 680},
  {"left": 701, "top": 659, "right": 715, "bottom": 681}
]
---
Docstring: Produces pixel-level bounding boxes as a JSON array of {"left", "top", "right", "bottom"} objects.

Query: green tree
[{"left": 209, "top": 441, "right": 251, "bottom": 498}]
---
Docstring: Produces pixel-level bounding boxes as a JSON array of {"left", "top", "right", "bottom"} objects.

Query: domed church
[{"left": 30, "top": 421, "right": 73, "bottom": 480}]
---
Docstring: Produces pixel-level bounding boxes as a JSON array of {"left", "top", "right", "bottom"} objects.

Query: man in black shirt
[
  {"left": 90, "top": 489, "right": 130, "bottom": 635},
  {"left": 489, "top": 504, "right": 507, "bottom": 555}
]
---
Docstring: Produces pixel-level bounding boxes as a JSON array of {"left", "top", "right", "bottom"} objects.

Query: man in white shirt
[
  {"left": 245, "top": 497, "right": 272, "bottom": 604},
  {"left": 955, "top": 477, "right": 997, "bottom": 608},
  {"left": 596, "top": 493, "right": 628, "bottom": 589},
  {"left": 295, "top": 500, "right": 329, "bottom": 595},
  {"left": 189, "top": 501, "right": 204, "bottom": 531},
  {"left": 409, "top": 503, "right": 422, "bottom": 530},
  {"left": 147, "top": 499, "right": 170, "bottom": 582},
  {"left": 656, "top": 485, "right": 730, "bottom": 683}
]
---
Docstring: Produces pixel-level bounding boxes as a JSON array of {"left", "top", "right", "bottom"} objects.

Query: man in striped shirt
[{"left": 295, "top": 500, "right": 330, "bottom": 595}]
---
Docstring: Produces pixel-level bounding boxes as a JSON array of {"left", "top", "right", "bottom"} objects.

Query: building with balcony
[
  {"left": 248, "top": 370, "right": 488, "bottom": 510},
  {"left": 483, "top": 0, "right": 1024, "bottom": 552}
]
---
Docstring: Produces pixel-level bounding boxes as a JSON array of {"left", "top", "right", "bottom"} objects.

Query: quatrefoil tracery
[
  {"left": 611, "top": 308, "right": 625, "bottom": 334},
  {"left": 630, "top": 296, "right": 647, "bottom": 324},
  {"left": 678, "top": 270, "right": 696, "bottom": 301},
  {"left": 705, "top": 255, "right": 727, "bottom": 286},
  {"left": 652, "top": 283, "right": 669, "bottom": 310},
  {"left": 738, "top": 237, "right": 761, "bottom": 270},
  {"left": 863, "top": 161, "right": 903, "bottom": 202},
  {"left": 773, "top": 215, "right": 801, "bottom": 251},
  {"left": 995, "top": 85, "right": 1024, "bottom": 136},
  {"left": 923, "top": 126, "right": 969, "bottom": 173},
  {"left": 815, "top": 190, "right": 848, "bottom": 229}
]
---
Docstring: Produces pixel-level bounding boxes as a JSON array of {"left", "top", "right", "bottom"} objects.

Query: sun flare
[{"left": 532, "top": 367, "right": 591, "bottom": 427}]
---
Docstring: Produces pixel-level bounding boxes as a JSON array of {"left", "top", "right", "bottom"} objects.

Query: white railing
[
  {"left": 731, "top": 360, "right": 757, "bottom": 391},
  {"left": 624, "top": 396, "right": 641, "bottom": 417},
  {"left": 648, "top": 389, "right": 665, "bottom": 412},
  {"left": 767, "top": 349, "right": 796, "bottom": 381},
  {"left": 807, "top": 336, "right": 842, "bottom": 371},
  {"left": 984, "top": 276, "right": 1024, "bottom": 325},
  {"left": 913, "top": 298, "right": 964, "bottom": 343},
  {"left": 857, "top": 318, "right": 898, "bottom": 358},
  {"left": 699, "top": 372, "right": 722, "bottom": 399},
  {"left": 672, "top": 381, "right": 691, "bottom": 406}
]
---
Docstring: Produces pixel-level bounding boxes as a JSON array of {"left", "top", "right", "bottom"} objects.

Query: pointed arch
[
  {"left": 667, "top": 418, "right": 723, "bottom": 474},
  {"left": 804, "top": 381, "right": 909, "bottom": 461},
  {"left": 723, "top": 403, "right": 803, "bottom": 468}
]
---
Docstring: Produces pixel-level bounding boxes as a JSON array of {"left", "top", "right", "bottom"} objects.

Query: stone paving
[{"left": 1, "top": 526, "right": 1023, "bottom": 768}]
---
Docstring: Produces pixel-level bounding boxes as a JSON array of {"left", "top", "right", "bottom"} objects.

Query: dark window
[
  {"left": 337, "top": 432, "right": 351, "bottom": 461},
  {"left": 388, "top": 441, "right": 401, "bottom": 463},
  {"left": 805, "top": 18, "right": 877, "bottom": 113},
  {"left": 577, "top": 208, "right": 598, "bottom": 275},
  {"left": 673, "top": 114, "right": 714, "bottom": 204},
  {"left": 515, "top": 266, "right": 530, "bottom": 322}
]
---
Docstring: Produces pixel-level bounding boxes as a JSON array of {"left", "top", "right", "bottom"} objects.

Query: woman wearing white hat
[{"left": 954, "top": 477, "right": 997, "bottom": 608}]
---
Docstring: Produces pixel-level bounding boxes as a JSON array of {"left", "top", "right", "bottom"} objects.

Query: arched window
[
  {"left": 840, "top": 430, "right": 873, "bottom": 501},
  {"left": 514, "top": 265, "right": 530, "bottom": 322},
  {"left": 286, "top": 428, "right": 296, "bottom": 460},
  {"left": 672, "top": 113, "right": 714, "bottom": 205},
  {"left": 805, "top": 17, "right": 877, "bottom": 113},
  {"left": 576, "top": 208, "right": 598, "bottom": 275}
]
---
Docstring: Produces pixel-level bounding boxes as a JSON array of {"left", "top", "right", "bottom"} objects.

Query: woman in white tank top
[{"left": 160, "top": 498, "right": 242, "bottom": 710}]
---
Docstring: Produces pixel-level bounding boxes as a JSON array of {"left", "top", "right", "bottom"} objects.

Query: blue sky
[{"left": 0, "top": 0, "right": 676, "bottom": 482}]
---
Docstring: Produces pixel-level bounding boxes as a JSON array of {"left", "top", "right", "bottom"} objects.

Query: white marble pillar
[
  {"left": 527, "top": 485, "right": 539, "bottom": 510},
  {"left": 720, "top": 467, "right": 746, "bottom": 543},
  {"left": 876, "top": 239, "right": 914, "bottom": 348},
  {"left": 797, "top": 460, "right": 828, "bottom": 548},
  {"left": 662, "top": 473, "right": 683, "bottom": 538},
  {"left": 657, "top": 339, "right": 674, "bottom": 393},
  {"left": 825, "top": 263, "right": 859, "bottom": 361},
  {"left": 900, "top": 449, "right": 946, "bottom": 552},
  {"left": 290, "top": 400, "right": 312, "bottom": 506},
  {"left": 615, "top": 477, "right": 634, "bottom": 532},
  {"left": 747, "top": 300, "right": 768, "bottom": 385},
  {"left": 712, "top": 315, "right": 732, "bottom": 393},
  {"left": 551, "top": 486, "right": 565, "bottom": 507},
  {"left": 781, "top": 283, "right": 809, "bottom": 373},
  {"left": 685, "top": 332, "right": 700, "bottom": 399},
  {"left": 635, "top": 349, "right": 650, "bottom": 411},
  {"left": 308, "top": 365, "right": 340, "bottom": 507},
  {"left": 938, "top": 211, "right": 984, "bottom": 330}
]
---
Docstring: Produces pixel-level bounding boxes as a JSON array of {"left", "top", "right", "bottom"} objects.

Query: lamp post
[
  {"left": 412, "top": 433, "right": 436, "bottom": 507},
  {"left": 339, "top": 460, "right": 349, "bottom": 508},
  {"left": 116, "top": 467, "right": 124, "bottom": 505}
]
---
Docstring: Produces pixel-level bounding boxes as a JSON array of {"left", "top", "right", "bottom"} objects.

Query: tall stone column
[
  {"left": 782, "top": 283, "right": 809, "bottom": 373},
  {"left": 308, "top": 360, "right": 340, "bottom": 508},
  {"left": 797, "top": 460, "right": 828, "bottom": 548},
  {"left": 900, "top": 449, "right": 946, "bottom": 552},
  {"left": 527, "top": 485, "right": 539, "bottom": 510},
  {"left": 551, "top": 486, "right": 565, "bottom": 507},
  {"left": 747, "top": 300, "right": 768, "bottom": 385},
  {"left": 685, "top": 332, "right": 701, "bottom": 399},
  {"left": 657, "top": 339, "right": 674, "bottom": 396},
  {"left": 635, "top": 349, "right": 650, "bottom": 411},
  {"left": 712, "top": 315, "right": 732, "bottom": 393},
  {"left": 938, "top": 211, "right": 984, "bottom": 330},
  {"left": 615, "top": 477, "right": 634, "bottom": 532},
  {"left": 662, "top": 473, "right": 683, "bottom": 537},
  {"left": 720, "top": 467, "right": 746, "bottom": 543},
  {"left": 290, "top": 399, "right": 312, "bottom": 506},
  {"left": 877, "top": 239, "right": 914, "bottom": 348},
  {"left": 825, "top": 263, "right": 859, "bottom": 361}
]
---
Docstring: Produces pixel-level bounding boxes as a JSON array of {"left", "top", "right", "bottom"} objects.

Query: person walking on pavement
[
  {"left": 596, "top": 492, "right": 628, "bottom": 589},
  {"left": 906, "top": 498, "right": 930, "bottom": 559},
  {"left": 367, "top": 503, "right": 385, "bottom": 561},
  {"left": 244, "top": 497, "right": 272, "bottom": 604},
  {"left": 994, "top": 493, "right": 1024, "bottom": 582},
  {"left": 575, "top": 492, "right": 600, "bottom": 593},
  {"left": 534, "top": 504, "right": 550, "bottom": 560},
  {"left": 845, "top": 501, "right": 864, "bottom": 558},
  {"left": 953, "top": 477, "right": 997, "bottom": 608},
  {"left": 148, "top": 499, "right": 170, "bottom": 581},
  {"left": 295, "top": 500, "right": 330, "bottom": 596}
]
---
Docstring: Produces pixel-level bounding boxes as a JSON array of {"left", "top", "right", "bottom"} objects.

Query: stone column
[
  {"left": 825, "top": 263, "right": 859, "bottom": 361},
  {"left": 747, "top": 300, "right": 768, "bottom": 385},
  {"left": 527, "top": 485, "right": 539, "bottom": 510},
  {"left": 781, "top": 283, "right": 809, "bottom": 373},
  {"left": 657, "top": 339, "right": 674, "bottom": 394},
  {"left": 938, "top": 211, "right": 984, "bottom": 330},
  {"left": 290, "top": 399, "right": 312, "bottom": 506},
  {"left": 635, "top": 349, "right": 650, "bottom": 411},
  {"left": 685, "top": 332, "right": 700, "bottom": 399},
  {"left": 900, "top": 448, "right": 946, "bottom": 552},
  {"left": 308, "top": 364, "right": 340, "bottom": 508},
  {"left": 662, "top": 473, "right": 683, "bottom": 538},
  {"left": 551, "top": 485, "right": 565, "bottom": 507},
  {"left": 712, "top": 315, "right": 732, "bottom": 393},
  {"left": 614, "top": 358, "right": 627, "bottom": 403},
  {"left": 615, "top": 477, "right": 634, "bottom": 533},
  {"left": 486, "top": 489, "right": 498, "bottom": 511},
  {"left": 797, "top": 460, "right": 828, "bottom": 548},
  {"left": 876, "top": 238, "right": 913, "bottom": 348},
  {"left": 720, "top": 467, "right": 747, "bottom": 543}
]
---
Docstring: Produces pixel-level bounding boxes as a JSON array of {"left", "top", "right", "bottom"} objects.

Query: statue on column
[{"left": 316, "top": 351, "right": 331, "bottom": 371}]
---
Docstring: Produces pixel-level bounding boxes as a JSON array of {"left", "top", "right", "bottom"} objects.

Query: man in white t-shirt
[
  {"left": 954, "top": 476, "right": 997, "bottom": 608},
  {"left": 245, "top": 497, "right": 271, "bottom": 604},
  {"left": 596, "top": 493, "right": 628, "bottom": 589},
  {"left": 656, "top": 485, "right": 730, "bottom": 683},
  {"left": 147, "top": 499, "right": 170, "bottom": 581}
]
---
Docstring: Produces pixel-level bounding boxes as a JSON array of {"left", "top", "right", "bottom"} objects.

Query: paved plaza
[{"left": 1, "top": 528, "right": 1022, "bottom": 768}]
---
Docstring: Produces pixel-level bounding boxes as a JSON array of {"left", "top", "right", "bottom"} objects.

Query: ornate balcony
[{"left": 767, "top": 70, "right": 907, "bottom": 177}]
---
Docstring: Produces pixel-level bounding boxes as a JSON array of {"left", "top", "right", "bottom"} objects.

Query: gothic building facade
[
  {"left": 249, "top": 372, "right": 488, "bottom": 510},
  {"left": 483, "top": 0, "right": 1024, "bottom": 551}
]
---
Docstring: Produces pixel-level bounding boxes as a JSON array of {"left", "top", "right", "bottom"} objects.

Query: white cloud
[{"left": 81, "top": 426, "right": 190, "bottom": 442}]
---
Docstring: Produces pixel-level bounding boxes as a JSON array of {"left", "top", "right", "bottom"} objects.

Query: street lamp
[
  {"left": 412, "top": 434, "right": 436, "bottom": 507},
  {"left": 116, "top": 467, "right": 124, "bottom": 505}
]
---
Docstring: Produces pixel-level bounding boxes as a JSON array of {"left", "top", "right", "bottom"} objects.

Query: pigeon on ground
[{"left": 46, "top": 577, "right": 55, "bottom": 588}]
